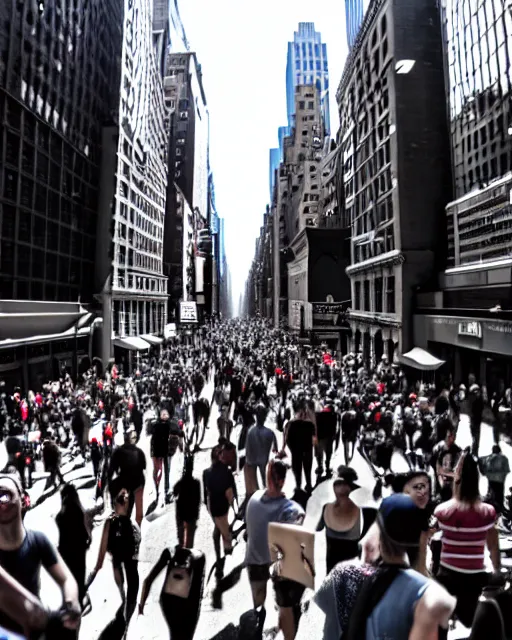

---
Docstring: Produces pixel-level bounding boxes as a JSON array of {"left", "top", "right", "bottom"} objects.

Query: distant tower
[
  {"left": 345, "top": 0, "right": 372, "bottom": 49},
  {"left": 285, "top": 23, "right": 330, "bottom": 135}
]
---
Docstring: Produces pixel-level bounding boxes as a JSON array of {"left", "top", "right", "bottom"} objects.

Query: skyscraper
[
  {"left": 96, "top": 0, "right": 169, "bottom": 364},
  {"left": 285, "top": 23, "right": 330, "bottom": 134},
  {"left": 345, "top": 0, "right": 371, "bottom": 49},
  {"left": 269, "top": 148, "right": 280, "bottom": 199},
  {"left": 0, "top": 0, "right": 124, "bottom": 387}
]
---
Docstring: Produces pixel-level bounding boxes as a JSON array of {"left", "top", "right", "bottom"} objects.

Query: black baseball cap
[{"left": 377, "top": 494, "right": 425, "bottom": 547}]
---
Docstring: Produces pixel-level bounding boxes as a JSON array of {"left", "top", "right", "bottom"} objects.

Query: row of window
[
  {"left": 295, "top": 59, "right": 327, "bottom": 72},
  {"left": 112, "top": 299, "right": 166, "bottom": 338},
  {"left": 114, "top": 271, "right": 166, "bottom": 294},
  {"left": 294, "top": 42, "right": 327, "bottom": 61},
  {"left": 353, "top": 276, "right": 395, "bottom": 314},
  {"left": 0, "top": 239, "right": 94, "bottom": 288},
  {"left": 295, "top": 73, "right": 329, "bottom": 89},
  {"left": 0, "top": 277, "right": 84, "bottom": 303}
]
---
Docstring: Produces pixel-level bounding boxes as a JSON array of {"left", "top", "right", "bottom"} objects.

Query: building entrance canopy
[
  {"left": 113, "top": 336, "right": 150, "bottom": 351},
  {"left": 0, "top": 301, "right": 89, "bottom": 341},
  {"left": 141, "top": 334, "right": 163, "bottom": 345},
  {"left": 399, "top": 347, "right": 445, "bottom": 371}
]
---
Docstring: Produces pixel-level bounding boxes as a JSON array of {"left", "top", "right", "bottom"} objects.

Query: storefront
[{"left": 413, "top": 314, "right": 512, "bottom": 390}]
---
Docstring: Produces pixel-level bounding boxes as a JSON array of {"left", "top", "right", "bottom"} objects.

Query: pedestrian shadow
[
  {"left": 97, "top": 606, "right": 127, "bottom": 640},
  {"left": 145, "top": 498, "right": 158, "bottom": 517},
  {"left": 210, "top": 562, "right": 245, "bottom": 610},
  {"left": 208, "top": 606, "right": 266, "bottom": 639}
]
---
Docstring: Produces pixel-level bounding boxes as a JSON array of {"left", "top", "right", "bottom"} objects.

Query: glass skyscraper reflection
[{"left": 441, "top": 0, "right": 512, "bottom": 267}]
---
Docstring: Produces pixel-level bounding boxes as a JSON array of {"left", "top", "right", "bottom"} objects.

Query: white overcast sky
[{"left": 178, "top": 1, "right": 349, "bottom": 307}]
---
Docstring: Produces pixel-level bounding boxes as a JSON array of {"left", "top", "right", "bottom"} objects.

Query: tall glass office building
[
  {"left": 345, "top": 0, "right": 371, "bottom": 49},
  {"left": 285, "top": 23, "right": 330, "bottom": 134}
]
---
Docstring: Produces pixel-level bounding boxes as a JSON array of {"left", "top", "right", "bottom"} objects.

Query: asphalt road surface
[{"left": 14, "top": 389, "right": 509, "bottom": 640}]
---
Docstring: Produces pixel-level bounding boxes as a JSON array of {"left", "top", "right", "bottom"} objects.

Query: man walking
[
  {"left": 245, "top": 459, "right": 306, "bottom": 640},
  {"left": 245, "top": 404, "right": 278, "bottom": 499},
  {"left": 480, "top": 444, "right": 510, "bottom": 512}
]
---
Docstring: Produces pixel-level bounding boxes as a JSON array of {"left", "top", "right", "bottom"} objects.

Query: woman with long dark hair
[
  {"left": 434, "top": 450, "right": 501, "bottom": 638},
  {"left": 87, "top": 478, "right": 141, "bottom": 639},
  {"left": 56, "top": 484, "right": 91, "bottom": 604}
]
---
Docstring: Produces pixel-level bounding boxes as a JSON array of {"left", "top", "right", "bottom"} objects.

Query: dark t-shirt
[
  {"left": 286, "top": 419, "right": 315, "bottom": 451},
  {"left": 151, "top": 419, "right": 172, "bottom": 458},
  {"left": 0, "top": 530, "right": 58, "bottom": 635},
  {"left": 174, "top": 476, "right": 201, "bottom": 522},
  {"left": 316, "top": 410, "right": 337, "bottom": 441},
  {"left": 109, "top": 444, "right": 146, "bottom": 491},
  {"left": 0, "top": 529, "right": 58, "bottom": 596},
  {"left": 203, "top": 462, "right": 235, "bottom": 517}
]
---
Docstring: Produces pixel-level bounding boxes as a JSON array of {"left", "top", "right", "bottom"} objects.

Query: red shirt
[{"left": 435, "top": 499, "right": 496, "bottom": 573}]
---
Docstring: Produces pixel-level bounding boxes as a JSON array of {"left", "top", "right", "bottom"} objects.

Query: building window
[
  {"left": 374, "top": 277, "right": 383, "bottom": 313},
  {"left": 299, "top": 101, "right": 305, "bottom": 110},
  {"left": 354, "top": 281, "right": 361, "bottom": 310},
  {"left": 386, "top": 276, "right": 395, "bottom": 313},
  {"left": 363, "top": 280, "right": 370, "bottom": 311}
]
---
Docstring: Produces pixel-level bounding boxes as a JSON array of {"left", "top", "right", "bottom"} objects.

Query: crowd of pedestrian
[{"left": 0, "top": 317, "right": 510, "bottom": 639}]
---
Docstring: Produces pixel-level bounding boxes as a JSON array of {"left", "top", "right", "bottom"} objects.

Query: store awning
[
  {"left": 141, "top": 334, "right": 163, "bottom": 345},
  {"left": 0, "top": 323, "right": 94, "bottom": 350},
  {"left": 0, "top": 300, "right": 89, "bottom": 341},
  {"left": 399, "top": 347, "right": 445, "bottom": 371},
  {"left": 113, "top": 337, "right": 150, "bottom": 351}
]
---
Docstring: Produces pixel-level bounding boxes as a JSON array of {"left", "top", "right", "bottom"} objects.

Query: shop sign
[
  {"left": 487, "top": 322, "right": 512, "bottom": 334},
  {"left": 288, "top": 300, "right": 302, "bottom": 331},
  {"left": 179, "top": 302, "right": 198, "bottom": 324},
  {"left": 312, "top": 302, "right": 347, "bottom": 327},
  {"left": 458, "top": 321, "right": 482, "bottom": 339}
]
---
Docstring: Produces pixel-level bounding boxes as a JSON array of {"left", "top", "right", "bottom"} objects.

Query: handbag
[{"left": 268, "top": 523, "right": 315, "bottom": 590}]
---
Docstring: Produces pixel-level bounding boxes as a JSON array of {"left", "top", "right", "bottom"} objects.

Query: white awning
[
  {"left": 141, "top": 334, "right": 163, "bottom": 345},
  {"left": 0, "top": 324, "right": 92, "bottom": 350},
  {"left": 399, "top": 347, "right": 445, "bottom": 371},
  {"left": 113, "top": 336, "right": 150, "bottom": 351}
]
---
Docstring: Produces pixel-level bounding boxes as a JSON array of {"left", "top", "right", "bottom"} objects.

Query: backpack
[{"left": 342, "top": 565, "right": 405, "bottom": 640}]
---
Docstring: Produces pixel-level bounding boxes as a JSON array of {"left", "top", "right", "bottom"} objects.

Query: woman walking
[
  {"left": 435, "top": 450, "right": 500, "bottom": 639},
  {"left": 87, "top": 478, "right": 141, "bottom": 639},
  {"left": 56, "top": 484, "right": 92, "bottom": 605},
  {"left": 317, "top": 466, "right": 376, "bottom": 573}
]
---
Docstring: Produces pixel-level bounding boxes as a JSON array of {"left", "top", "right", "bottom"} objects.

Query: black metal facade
[{"left": 0, "top": 0, "right": 123, "bottom": 303}]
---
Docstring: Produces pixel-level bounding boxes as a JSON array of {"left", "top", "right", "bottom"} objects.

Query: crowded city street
[{"left": 0, "top": 318, "right": 511, "bottom": 639}]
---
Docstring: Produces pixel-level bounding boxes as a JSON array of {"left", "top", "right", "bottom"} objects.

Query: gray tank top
[
  {"left": 319, "top": 505, "right": 361, "bottom": 540},
  {"left": 366, "top": 569, "right": 430, "bottom": 640}
]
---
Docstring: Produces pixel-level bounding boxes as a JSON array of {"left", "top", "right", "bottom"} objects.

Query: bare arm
[
  {"left": 487, "top": 525, "right": 501, "bottom": 572},
  {"left": 86, "top": 519, "right": 110, "bottom": 590},
  {"left": 409, "top": 583, "right": 456, "bottom": 640},
  {"left": 139, "top": 549, "right": 170, "bottom": 613},
  {"left": 47, "top": 555, "right": 80, "bottom": 614},
  {"left": 282, "top": 420, "right": 290, "bottom": 451}
]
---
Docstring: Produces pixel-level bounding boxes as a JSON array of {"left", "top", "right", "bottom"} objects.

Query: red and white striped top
[{"left": 434, "top": 499, "right": 496, "bottom": 573}]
